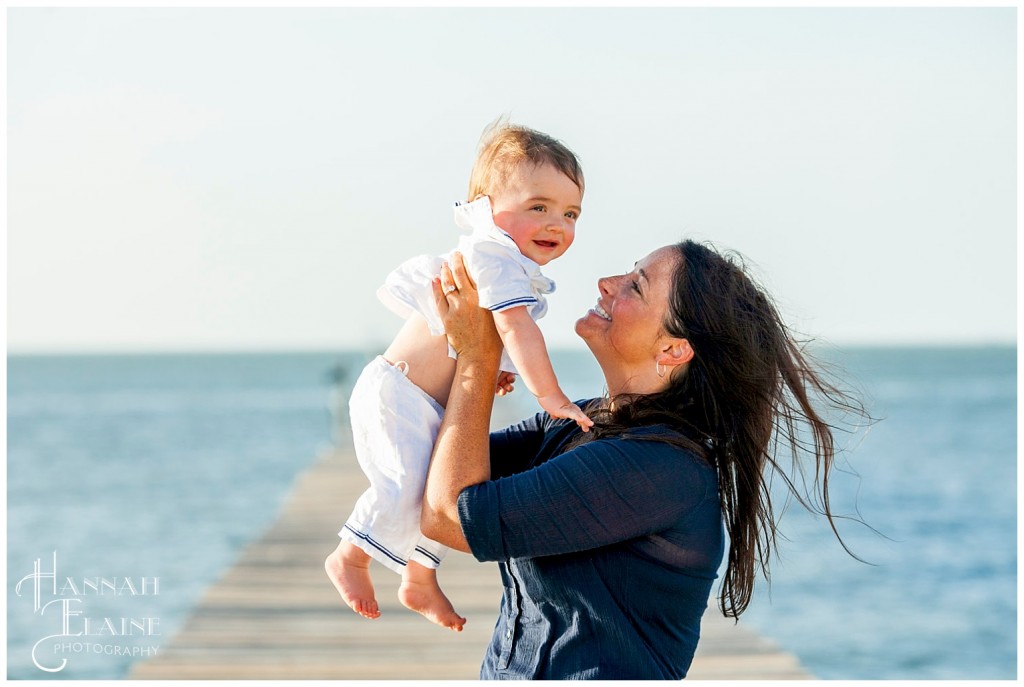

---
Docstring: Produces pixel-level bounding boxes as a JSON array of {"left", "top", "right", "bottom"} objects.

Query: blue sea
[{"left": 6, "top": 347, "right": 1017, "bottom": 680}]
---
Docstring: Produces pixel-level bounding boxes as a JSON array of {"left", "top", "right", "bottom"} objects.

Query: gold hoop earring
[{"left": 656, "top": 361, "right": 666, "bottom": 378}]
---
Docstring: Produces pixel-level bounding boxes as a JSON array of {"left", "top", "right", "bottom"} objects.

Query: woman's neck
[{"left": 602, "top": 365, "right": 668, "bottom": 400}]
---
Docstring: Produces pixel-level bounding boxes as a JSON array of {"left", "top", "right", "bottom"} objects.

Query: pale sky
[{"left": 6, "top": 6, "right": 1017, "bottom": 353}]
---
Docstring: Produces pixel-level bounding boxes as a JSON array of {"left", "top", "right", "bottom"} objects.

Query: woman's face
[{"left": 575, "top": 245, "right": 681, "bottom": 378}]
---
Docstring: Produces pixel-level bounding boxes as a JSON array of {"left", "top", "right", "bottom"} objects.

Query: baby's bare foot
[
  {"left": 324, "top": 540, "right": 380, "bottom": 620},
  {"left": 399, "top": 562, "right": 465, "bottom": 632}
]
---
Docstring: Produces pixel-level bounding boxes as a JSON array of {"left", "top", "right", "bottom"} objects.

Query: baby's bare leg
[
  {"left": 398, "top": 561, "right": 465, "bottom": 632},
  {"left": 324, "top": 540, "right": 380, "bottom": 620}
]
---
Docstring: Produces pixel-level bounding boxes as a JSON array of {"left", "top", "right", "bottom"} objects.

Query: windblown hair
[
  {"left": 467, "top": 118, "right": 585, "bottom": 201},
  {"left": 577, "top": 240, "right": 866, "bottom": 619}
]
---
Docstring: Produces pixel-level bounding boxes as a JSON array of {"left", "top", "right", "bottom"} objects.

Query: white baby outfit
[
  {"left": 376, "top": 195, "right": 555, "bottom": 375},
  {"left": 340, "top": 196, "right": 555, "bottom": 572}
]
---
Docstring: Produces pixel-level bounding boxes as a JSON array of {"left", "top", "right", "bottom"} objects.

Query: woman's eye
[{"left": 631, "top": 280, "right": 641, "bottom": 293}]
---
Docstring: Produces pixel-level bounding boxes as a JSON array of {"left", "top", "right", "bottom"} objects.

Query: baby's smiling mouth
[{"left": 534, "top": 240, "right": 558, "bottom": 248}]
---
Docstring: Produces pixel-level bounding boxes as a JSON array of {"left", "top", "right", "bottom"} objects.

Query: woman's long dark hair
[{"left": 577, "top": 240, "right": 867, "bottom": 619}]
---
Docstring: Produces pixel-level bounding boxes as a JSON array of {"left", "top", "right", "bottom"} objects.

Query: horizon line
[{"left": 6, "top": 340, "right": 1018, "bottom": 358}]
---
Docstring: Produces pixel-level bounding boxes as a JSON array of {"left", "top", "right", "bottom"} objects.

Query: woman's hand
[
  {"left": 431, "top": 252, "right": 503, "bottom": 363},
  {"left": 422, "top": 251, "right": 500, "bottom": 553}
]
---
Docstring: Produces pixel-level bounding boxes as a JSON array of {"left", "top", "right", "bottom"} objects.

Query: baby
[{"left": 325, "top": 122, "right": 592, "bottom": 631}]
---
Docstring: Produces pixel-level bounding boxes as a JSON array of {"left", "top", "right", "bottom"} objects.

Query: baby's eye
[
  {"left": 565, "top": 210, "right": 578, "bottom": 220},
  {"left": 531, "top": 205, "right": 546, "bottom": 212}
]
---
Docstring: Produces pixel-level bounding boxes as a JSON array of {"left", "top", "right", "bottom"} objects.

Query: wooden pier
[{"left": 131, "top": 445, "right": 812, "bottom": 680}]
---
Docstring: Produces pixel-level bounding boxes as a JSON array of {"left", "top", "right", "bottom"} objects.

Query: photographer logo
[{"left": 15, "top": 552, "right": 162, "bottom": 673}]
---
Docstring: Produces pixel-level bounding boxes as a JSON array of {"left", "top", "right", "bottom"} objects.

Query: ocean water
[
  {"left": 6, "top": 352, "right": 369, "bottom": 680},
  {"left": 6, "top": 347, "right": 1017, "bottom": 679},
  {"left": 734, "top": 346, "right": 1018, "bottom": 680}
]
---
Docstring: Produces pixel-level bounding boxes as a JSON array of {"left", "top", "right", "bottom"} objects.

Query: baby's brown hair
[{"left": 467, "top": 119, "right": 584, "bottom": 201}]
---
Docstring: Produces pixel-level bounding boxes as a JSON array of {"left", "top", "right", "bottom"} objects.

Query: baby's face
[{"left": 488, "top": 163, "right": 582, "bottom": 266}]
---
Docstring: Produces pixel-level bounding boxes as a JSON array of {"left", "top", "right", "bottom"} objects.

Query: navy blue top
[{"left": 457, "top": 406, "right": 725, "bottom": 680}]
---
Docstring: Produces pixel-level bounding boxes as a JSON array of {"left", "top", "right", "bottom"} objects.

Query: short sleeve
[
  {"left": 458, "top": 434, "right": 718, "bottom": 563},
  {"left": 461, "top": 237, "right": 537, "bottom": 313},
  {"left": 377, "top": 254, "right": 446, "bottom": 334}
]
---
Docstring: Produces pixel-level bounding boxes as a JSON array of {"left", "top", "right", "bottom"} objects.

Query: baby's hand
[
  {"left": 538, "top": 393, "right": 595, "bottom": 433},
  {"left": 496, "top": 371, "right": 516, "bottom": 396}
]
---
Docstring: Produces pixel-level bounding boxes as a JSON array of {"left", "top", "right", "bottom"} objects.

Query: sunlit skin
[
  {"left": 574, "top": 246, "right": 694, "bottom": 397},
  {"left": 488, "top": 162, "right": 582, "bottom": 267},
  {"left": 325, "top": 534, "right": 466, "bottom": 631},
  {"left": 323, "top": 166, "right": 584, "bottom": 634},
  {"left": 484, "top": 162, "right": 592, "bottom": 430},
  {"left": 419, "top": 249, "right": 693, "bottom": 554}
]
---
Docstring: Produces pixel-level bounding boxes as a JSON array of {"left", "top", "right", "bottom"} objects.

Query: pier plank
[{"left": 130, "top": 447, "right": 811, "bottom": 680}]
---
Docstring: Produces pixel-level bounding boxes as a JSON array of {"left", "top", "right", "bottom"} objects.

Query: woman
[{"left": 421, "top": 241, "right": 861, "bottom": 679}]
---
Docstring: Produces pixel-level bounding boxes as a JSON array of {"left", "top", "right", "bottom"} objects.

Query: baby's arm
[{"left": 491, "top": 307, "right": 593, "bottom": 431}]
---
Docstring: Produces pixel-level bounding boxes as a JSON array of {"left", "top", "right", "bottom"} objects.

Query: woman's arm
[
  {"left": 420, "top": 252, "right": 503, "bottom": 553},
  {"left": 458, "top": 434, "right": 718, "bottom": 562},
  {"left": 421, "top": 257, "right": 714, "bottom": 562}
]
